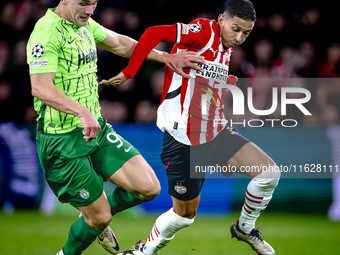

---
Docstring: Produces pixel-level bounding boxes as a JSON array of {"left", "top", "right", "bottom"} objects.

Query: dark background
[{"left": 0, "top": 0, "right": 339, "bottom": 125}]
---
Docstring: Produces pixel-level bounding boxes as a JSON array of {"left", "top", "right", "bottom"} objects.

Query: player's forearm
[
  {"left": 99, "top": 27, "right": 174, "bottom": 71},
  {"left": 145, "top": 49, "right": 169, "bottom": 64},
  {"left": 31, "top": 77, "right": 89, "bottom": 118},
  {"left": 110, "top": 31, "right": 169, "bottom": 62},
  {"left": 114, "top": 37, "right": 170, "bottom": 67},
  {"left": 111, "top": 33, "right": 138, "bottom": 58}
]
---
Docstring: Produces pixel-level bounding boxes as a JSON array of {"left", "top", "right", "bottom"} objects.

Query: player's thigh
[
  {"left": 92, "top": 124, "right": 140, "bottom": 180},
  {"left": 204, "top": 127, "right": 250, "bottom": 177},
  {"left": 107, "top": 154, "right": 160, "bottom": 199},
  {"left": 227, "top": 142, "right": 274, "bottom": 178},
  {"left": 44, "top": 156, "right": 104, "bottom": 207},
  {"left": 93, "top": 125, "right": 159, "bottom": 198},
  {"left": 161, "top": 132, "right": 205, "bottom": 201},
  {"left": 36, "top": 130, "right": 105, "bottom": 208}
]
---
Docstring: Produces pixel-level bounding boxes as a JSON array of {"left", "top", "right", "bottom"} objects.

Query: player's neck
[
  {"left": 222, "top": 44, "right": 230, "bottom": 50},
  {"left": 54, "top": 4, "right": 72, "bottom": 24},
  {"left": 217, "top": 22, "right": 230, "bottom": 50}
]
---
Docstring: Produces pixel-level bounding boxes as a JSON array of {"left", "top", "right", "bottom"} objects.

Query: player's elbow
[
  {"left": 31, "top": 84, "right": 42, "bottom": 99},
  {"left": 31, "top": 83, "right": 49, "bottom": 103},
  {"left": 145, "top": 27, "right": 154, "bottom": 34},
  {"left": 31, "top": 85, "right": 38, "bottom": 98}
]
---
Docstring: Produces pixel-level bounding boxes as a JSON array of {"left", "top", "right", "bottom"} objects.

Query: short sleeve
[
  {"left": 87, "top": 18, "right": 107, "bottom": 43},
  {"left": 27, "top": 27, "right": 59, "bottom": 75}
]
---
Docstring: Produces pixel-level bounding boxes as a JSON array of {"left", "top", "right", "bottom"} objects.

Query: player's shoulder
[
  {"left": 86, "top": 18, "right": 99, "bottom": 28},
  {"left": 31, "top": 9, "right": 66, "bottom": 41},
  {"left": 189, "top": 18, "right": 212, "bottom": 24},
  {"left": 187, "top": 18, "right": 215, "bottom": 34},
  {"left": 33, "top": 10, "right": 58, "bottom": 31},
  {"left": 85, "top": 18, "right": 102, "bottom": 33},
  {"left": 189, "top": 18, "right": 214, "bottom": 27},
  {"left": 84, "top": 18, "right": 107, "bottom": 42}
]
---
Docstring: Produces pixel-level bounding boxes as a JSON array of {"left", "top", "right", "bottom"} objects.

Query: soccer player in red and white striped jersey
[
  {"left": 107, "top": 16, "right": 237, "bottom": 146},
  {"left": 101, "top": 1, "right": 280, "bottom": 254}
]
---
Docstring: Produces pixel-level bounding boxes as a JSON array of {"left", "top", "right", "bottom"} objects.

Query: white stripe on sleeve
[{"left": 176, "top": 23, "right": 181, "bottom": 44}]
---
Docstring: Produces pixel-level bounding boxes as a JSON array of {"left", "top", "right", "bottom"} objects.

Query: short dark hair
[{"left": 224, "top": 0, "right": 256, "bottom": 21}]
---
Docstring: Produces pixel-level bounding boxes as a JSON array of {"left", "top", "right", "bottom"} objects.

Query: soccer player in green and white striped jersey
[{"left": 26, "top": 1, "right": 205, "bottom": 255}]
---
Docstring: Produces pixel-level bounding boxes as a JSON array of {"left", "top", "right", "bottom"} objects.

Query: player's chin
[
  {"left": 78, "top": 18, "right": 90, "bottom": 26},
  {"left": 222, "top": 40, "right": 233, "bottom": 49}
]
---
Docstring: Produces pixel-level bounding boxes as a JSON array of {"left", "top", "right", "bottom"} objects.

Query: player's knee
[
  {"left": 255, "top": 163, "right": 281, "bottom": 189},
  {"left": 262, "top": 174, "right": 280, "bottom": 190},
  {"left": 175, "top": 207, "right": 197, "bottom": 219},
  {"left": 138, "top": 179, "right": 161, "bottom": 201},
  {"left": 97, "top": 212, "right": 112, "bottom": 228},
  {"left": 181, "top": 210, "right": 197, "bottom": 219},
  {"left": 88, "top": 211, "right": 112, "bottom": 230}
]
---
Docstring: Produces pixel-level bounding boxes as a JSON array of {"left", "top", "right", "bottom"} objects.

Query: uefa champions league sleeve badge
[{"left": 31, "top": 44, "right": 45, "bottom": 58}]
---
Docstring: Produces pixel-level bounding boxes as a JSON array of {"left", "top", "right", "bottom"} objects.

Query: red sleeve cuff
[{"left": 121, "top": 69, "right": 130, "bottom": 80}]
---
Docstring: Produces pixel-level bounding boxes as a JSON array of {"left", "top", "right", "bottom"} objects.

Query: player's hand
[
  {"left": 99, "top": 72, "right": 127, "bottom": 87},
  {"left": 227, "top": 75, "right": 238, "bottom": 85},
  {"left": 78, "top": 107, "right": 101, "bottom": 142},
  {"left": 164, "top": 51, "right": 206, "bottom": 79},
  {"left": 224, "top": 75, "right": 238, "bottom": 94}
]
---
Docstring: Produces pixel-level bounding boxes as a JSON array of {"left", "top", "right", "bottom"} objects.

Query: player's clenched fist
[{"left": 78, "top": 108, "right": 101, "bottom": 141}]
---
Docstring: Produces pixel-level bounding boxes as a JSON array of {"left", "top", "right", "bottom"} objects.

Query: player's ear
[
  {"left": 218, "top": 14, "right": 225, "bottom": 25},
  {"left": 61, "top": 0, "right": 68, "bottom": 6}
]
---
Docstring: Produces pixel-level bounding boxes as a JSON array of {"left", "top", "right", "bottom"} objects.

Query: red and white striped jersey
[{"left": 157, "top": 18, "right": 233, "bottom": 146}]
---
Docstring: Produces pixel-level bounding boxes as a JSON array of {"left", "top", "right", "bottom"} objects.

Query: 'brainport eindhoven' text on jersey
[
  {"left": 157, "top": 18, "right": 233, "bottom": 146},
  {"left": 26, "top": 8, "right": 107, "bottom": 134}
]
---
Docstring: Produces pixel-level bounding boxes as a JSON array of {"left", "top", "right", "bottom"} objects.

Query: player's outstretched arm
[
  {"left": 96, "top": 29, "right": 137, "bottom": 58},
  {"left": 30, "top": 73, "right": 101, "bottom": 141},
  {"left": 99, "top": 50, "right": 206, "bottom": 87},
  {"left": 98, "top": 25, "right": 205, "bottom": 86},
  {"left": 121, "top": 25, "right": 205, "bottom": 80}
]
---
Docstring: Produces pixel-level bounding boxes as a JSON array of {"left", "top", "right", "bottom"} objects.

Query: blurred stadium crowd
[{"left": 0, "top": 0, "right": 339, "bottom": 127}]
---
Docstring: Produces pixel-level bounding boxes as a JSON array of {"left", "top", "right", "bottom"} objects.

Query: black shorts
[{"left": 161, "top": 127, "right": 250, "bottom": 201}]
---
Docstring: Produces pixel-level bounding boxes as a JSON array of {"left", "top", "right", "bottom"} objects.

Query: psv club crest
[{"left": 174, "top": 185, "right": 187, "bottom": 194}]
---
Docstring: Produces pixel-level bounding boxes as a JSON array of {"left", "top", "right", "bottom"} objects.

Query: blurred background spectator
[{"left": 0, "top": 0, "right": 338, "bottom": 126}]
